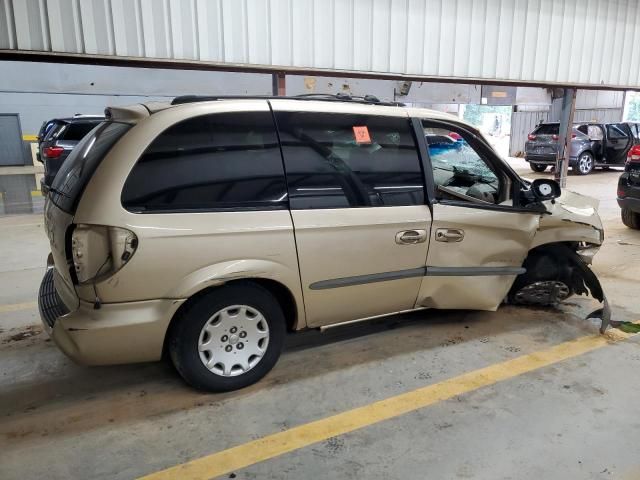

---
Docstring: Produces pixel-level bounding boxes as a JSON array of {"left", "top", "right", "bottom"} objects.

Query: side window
[
  {"left": 587, "top": 125, "right": 604, "bottom": 141},
  {"left": 275, "top": 112, "right": 425, "bottom": 209},
  {"left": 577, "top": 124, "right": 589, "bottom": 136},
  {"left": 122, "top": 111, "right": 287, "bottom": 212},
  {"left": 424, "top": 124, "right": 501, "bottom": 204},
  {"left": 607, "top": 124, "right": 628, "bottom": 140}
]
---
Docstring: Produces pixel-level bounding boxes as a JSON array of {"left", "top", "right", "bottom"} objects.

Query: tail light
[
  {"left": 528, "top": 134, "right": 536, "bottom": 141},
  {"left": 571, "top": 133, "right": 576, "bottom": 138},
  {"left": 617, "top": 187, "right": 625, "bottom": 198},
  {"left": 43, "top": 146, "right": 64, "bottom": 158},
  {"left": 552, "top": 134, "right": 559, "bottom": 141},
  {"left": 70, "top": 225, "right": 138, "bottom": 284},
  {"left": 627, "top": 145, "right": 640, "bottom": 164}
]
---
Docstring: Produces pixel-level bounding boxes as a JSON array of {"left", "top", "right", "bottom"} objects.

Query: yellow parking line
[
  {"left": 22, "top": 134, "right": 38, "bottom": 142},
  {"left": 138, "top": 325, "right": 639, "bottom": 480},
  {"left": 0, "top": 301, "right": 37, "bottom": 314}
]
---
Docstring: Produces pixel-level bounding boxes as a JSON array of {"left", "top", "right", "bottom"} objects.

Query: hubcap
[
  {"left": 197, "top": 305, "right": 269, "bottom": 377},
  {"left": 514, "top": 281, "right": 571, "bottom": 305},
  {"left": 579, "top": 154, "right": 592, "bottom": 174}
]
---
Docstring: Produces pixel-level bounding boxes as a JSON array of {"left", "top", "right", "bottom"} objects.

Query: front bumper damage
[{"left": 564, "top": 247, "right": 616, "bottom": 334}]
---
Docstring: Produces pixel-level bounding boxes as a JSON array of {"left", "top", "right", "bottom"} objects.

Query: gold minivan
[{"left": 39, "top": 95, "right": 606, "bottom": 391}]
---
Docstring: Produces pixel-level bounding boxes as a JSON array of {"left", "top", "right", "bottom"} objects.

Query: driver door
[{"left": 416, "top": 120, "right": 540, "bottom": 311}]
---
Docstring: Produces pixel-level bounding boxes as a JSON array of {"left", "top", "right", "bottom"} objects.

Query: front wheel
[
  {"left": 169, "top": 283, "right": 286, "bottom": 392},
  {"left": 508, "top": 251, "right": 574, "bottom": 306},
  {"left": 573, "top": 152, "right": 594, "bottom": 175},
  {"left": 529, "top": 163, "right": 548, "bottom": 172}
]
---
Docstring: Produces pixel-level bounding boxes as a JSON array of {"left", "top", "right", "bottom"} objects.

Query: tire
[
  {"left": 573, "top": 152, "right": 594, "bottom": 175},
  {"left": 621, "top": 207, "right": 640, "bottom": 229},
  {"left": 529, "top": 163, "right": 548, "bottom": 173},
  {"left": 169, "top": 283, "right": 286, "bottom": 392},
  {"left": 508, "top": 250, "right": 574, "bottom": 306}
]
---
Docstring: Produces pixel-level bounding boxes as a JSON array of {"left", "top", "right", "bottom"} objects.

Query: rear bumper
[
  {"left": 38, "top": 268, "right": 186, "bottom": 365},
  {"left": 618, "top": 173, "right": 640, "bottom": 212},
  {"left": 525, "top": 154, "right": 556, "bottom": 164},
  {"left": 617, "top": 196, "right": 640, "bottom": 213}
]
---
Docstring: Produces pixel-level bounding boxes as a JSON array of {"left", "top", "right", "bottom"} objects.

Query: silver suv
[{"left": 39, "top": 95, "right": 606, "bottom": 391}]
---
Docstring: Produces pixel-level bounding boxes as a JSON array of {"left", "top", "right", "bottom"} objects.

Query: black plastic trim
[{"left": 309, "top": 265, "right": 526, "bottom": 290}]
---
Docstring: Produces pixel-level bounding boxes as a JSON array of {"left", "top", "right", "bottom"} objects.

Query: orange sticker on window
[{"left": 353, "top": 126, "right": 371, "bottom": 144}]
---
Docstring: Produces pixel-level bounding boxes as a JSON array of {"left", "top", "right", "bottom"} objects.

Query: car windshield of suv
[{"left": 49, "top": 121, "right": 131, "bottom": 213}]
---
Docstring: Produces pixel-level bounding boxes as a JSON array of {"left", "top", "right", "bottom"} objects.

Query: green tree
[
  {"left": 463, "top": 105, "right": 511, "bottom": 127},
  {"left": 626, "top": 95, "right": 640, "bottom": 121}
]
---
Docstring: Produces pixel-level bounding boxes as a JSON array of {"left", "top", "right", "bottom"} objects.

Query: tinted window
[
  {"left": 50, "top": 122, "right": 131, "bottom": 213},
  {"left": 122, "top": 112, "right": 287, "bottom": 213},
  {"left": 607, "top": 124, "right": 629, "bottom": 140},
  {"left": 275, "top": 112, "right": 424, "bottom": 209},
  {"left": 60, "top": 122, "right": 100, "bottom": 141},
  {"left": 425, "top": 126, "right": 500, "bottom": 204},
  {"left": 533, "top": 124, "right": 559, "bottom": 135}
]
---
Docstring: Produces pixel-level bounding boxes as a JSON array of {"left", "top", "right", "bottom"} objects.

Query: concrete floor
[{"left": 0, "top": 160, "right": 639, "bottom": 480}]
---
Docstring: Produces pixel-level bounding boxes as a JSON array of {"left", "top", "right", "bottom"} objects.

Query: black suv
[
  {"left": 37, "top": 115, "right": 104, "bottom": 191},
  {"left": 618, "top": 143, "right": 640, "bottom": 229}
]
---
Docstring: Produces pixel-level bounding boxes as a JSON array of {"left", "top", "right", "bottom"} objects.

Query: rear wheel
[
  {"left": 621, "top": 207, "right": 640, "bottom": 229},
  {"left": 573, "top": 152, "right": 594, "bottom": 175},
  {"left": 529, "top": 163, "right": 548, "bottom": 172},
  {"left": 169, "top": 283, "right": 286, "bottom": 392}
]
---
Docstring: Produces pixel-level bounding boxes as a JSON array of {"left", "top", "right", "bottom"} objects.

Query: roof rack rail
[{"left": 170, "top": 94, "right": 404, "bottom": 107}]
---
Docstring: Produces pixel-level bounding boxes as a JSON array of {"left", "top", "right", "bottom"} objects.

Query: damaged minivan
[{"left": 38, "top": 95, "right": 608, "bottom": 392}]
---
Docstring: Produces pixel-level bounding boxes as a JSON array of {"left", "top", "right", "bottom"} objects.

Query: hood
[
  {"left": 532, "top": 189, "right": 604, "bottom": 248},
  {"left": 547, "top": 189, "right": 602, "bottom": 229}
]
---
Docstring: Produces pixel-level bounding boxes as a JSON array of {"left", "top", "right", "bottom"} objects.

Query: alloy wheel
[{"left": 578, "top": 154, "right": 593, "bottom": 174}]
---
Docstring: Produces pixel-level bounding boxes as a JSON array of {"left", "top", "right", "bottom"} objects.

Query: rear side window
[
  {"left": 275, "top": 112, "right": 424, "bottom": 209},
  {"left": 532, "top": 124, "right": 559, "bottom": 135},
  {"left": 60, "top": 122, "right": 100, "bottom": 141},
  {"left": 122, "top": 112, "right": 287, "bottom": 213},
  {"left": 50, "top": 122, "right": 131, "bottom": 213}
]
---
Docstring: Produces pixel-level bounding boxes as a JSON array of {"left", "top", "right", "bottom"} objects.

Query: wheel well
[
  {"left": 162, "top": 278, "right": 298, "bottom": 360},
  {"left": 511, "top": 242, "right": 602, "bottom": 301}
]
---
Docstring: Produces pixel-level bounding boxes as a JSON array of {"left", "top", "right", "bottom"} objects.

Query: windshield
[{"left": 49, "top": 121, "right": 131, "bottom": 213}]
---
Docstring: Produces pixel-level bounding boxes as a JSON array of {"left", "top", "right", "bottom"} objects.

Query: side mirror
[{"left": 531, "top": 178, "right": 561, "bottom": 201}]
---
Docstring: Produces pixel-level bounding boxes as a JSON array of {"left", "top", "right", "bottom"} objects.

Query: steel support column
[{"left": 555, "top": 88, "right": 577, "bottom": 187}]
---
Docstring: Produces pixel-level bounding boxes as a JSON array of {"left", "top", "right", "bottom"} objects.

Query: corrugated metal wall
[
  {"left": 2, "top": 0, "right": 640, "bottom": 88},
  {"left": 510, "top": 111, "right": 549, "bottom": 157}
]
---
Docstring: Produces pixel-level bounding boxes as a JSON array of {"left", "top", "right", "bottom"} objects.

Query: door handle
[
  {"left": 435, "top": 228, "right": 465, "bottom": 242},
  {"left": 395, "top": 229, "right": 427, "bottom": 245}
]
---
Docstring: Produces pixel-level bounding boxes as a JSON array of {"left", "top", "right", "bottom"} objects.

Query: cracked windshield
[{"left": 425, "top": 126, "right": 499, "bottom": 203}]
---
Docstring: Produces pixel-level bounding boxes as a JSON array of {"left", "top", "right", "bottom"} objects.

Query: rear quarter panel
[{"left": 72, "top": 100, "right": 307, "bottom": 328}]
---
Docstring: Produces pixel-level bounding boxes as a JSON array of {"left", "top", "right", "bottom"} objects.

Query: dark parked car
[
  {"left": 617, "top": 144, "right": 640, "bottom": 229},
  {"left": 37, "top": 114, "right": 104, "bottom": 191},
  {"left": 525, "top": 121, "right": 639, "bottom": 175}
]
